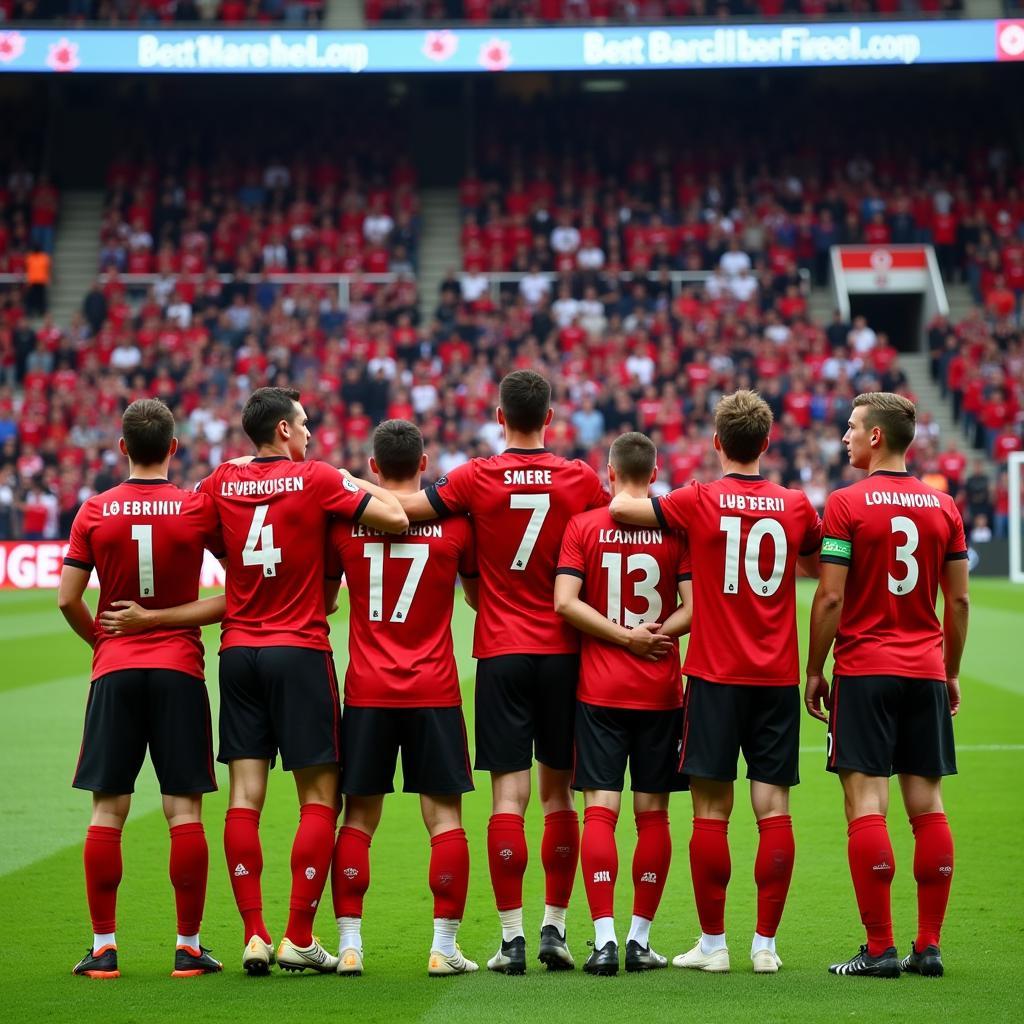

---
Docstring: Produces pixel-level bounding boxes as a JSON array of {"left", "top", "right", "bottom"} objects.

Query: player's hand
[
  {"left": 226, "top": 455, "right": 254, "bottom": 466},
  {"left": 98, "top": 600, "right": 153, "bottom": 635},
  {"left": 626, "top": 623, "right": 674, "bottom": 662},
  {"left": 945, "top": 676, "right": 961, "bottom": 717},
  {"left": 804, "top": 673, "right": 831, "bottom": 723}
]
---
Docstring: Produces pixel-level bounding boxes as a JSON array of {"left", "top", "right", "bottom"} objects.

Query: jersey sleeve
[
  {"left": 63, "top": 501, "right": 95, "bottom": 571},
  {"left": 944, "top": 501, "right": 968, "bottom": 561},
  {"left": 555, "top": 516, "right": 586, "bottom": 579},
  {"left": 581, "top": 464, "right": 610, "bottom": 509},
  {"left": 799, "top": 493, "right": 825, "bottom": 557},
  {"left": 652, "top": 483, "right": 695, "bottom": 532},
  {"left": 325, "top": 522, "right": 344, "bottom": 581},
  {"left": 820, "top": 490, "right": 854, "bottom": 566},
  {"left": 676, "top": 533, "right": 693, "bottom": 582},
  {"left": 457, "top": 519, "right": 479, "bottom": 579},
  {"left": 315, "top": 463, "right": 372, "bottom": 521},
  {"left": 197, "top": 493, "right": 225, "bottom": 558},
  {"left": 423, "top": 460, "right": 475, "bottom": 518}
]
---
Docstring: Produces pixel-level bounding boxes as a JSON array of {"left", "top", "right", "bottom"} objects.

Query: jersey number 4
[
  {"left": 364, "top": 543, "right": 429, "bottom": 622},
  {"left": 242, "top": 504, "right": 283, "bottom": 578}
]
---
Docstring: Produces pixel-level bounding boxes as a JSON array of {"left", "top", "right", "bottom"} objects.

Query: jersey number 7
[{"left": 509, "top": 494, "right": 550, "bottom": 571}]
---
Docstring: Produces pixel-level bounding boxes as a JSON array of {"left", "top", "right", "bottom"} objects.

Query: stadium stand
[
  {"left": 365, "top": 0, "right": 961, "bottom": 24},
  {"left": 0, "top": 0, "right": 324, "bottom": 24}
]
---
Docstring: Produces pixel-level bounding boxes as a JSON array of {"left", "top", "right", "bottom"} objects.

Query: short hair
[
  {"left": 715, "top": 390, "right": 773, "bottom": 463},
  {"left": 609, "top": 431, "right": 657, "bottom": 484},
  {"left": 853, "top": 392, "right": 916, "bottom": 454},
  {"left": 499, "top": 370, "right": 551, "bottom": 433},
  {"left": 372, "top": 419, "right": 424, "bottom": 480},
  {"left": 241, "top": 387, "right": 301, "bottom": 447},
  {"left": 121, "top": 399, "right": 175, "bottom": 466}
]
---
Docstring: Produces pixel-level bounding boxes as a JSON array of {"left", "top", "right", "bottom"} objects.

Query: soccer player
[
  {"left": 59, "top": 399, "right": 225, "bottom": 979},
  {"left": 102, "top": 387, "right": 408, "bottom": 975},
  {"left": 396, "top": 370, "right": 609, "bottom": 974},
  {"left": 326, "top": 420, "right": 480, "bottom": 977},
  {"left": 609, "top": 390, "right": 822, "bottom": 974},
  {"left": 805, "top": 393, "right": 968, "bottom": 979},
  {"left": 554, "top": 432, "right": 692, "bottom": 976}
]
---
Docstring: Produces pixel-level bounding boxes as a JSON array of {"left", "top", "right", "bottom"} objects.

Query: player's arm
[
  {"left": 608, "top": 492, "right": 661, "bottom": 527},
  {"left": 324, "top": 578, "right": 342, "bottom": 616},
  {"left": 804, "top": 560, "right": 848, "bottom": 723},
  {"left": 98, "top": 594, "right": 227, "bottom": 635},
  {"left": 341, "top": 469, "right": 408, "bottom": 534},
  {"left": 397, "top": 489, "right": 440, "bottom": 523},
  {"left": 796, "top": 551, "right": 820, "bottom": 579},
  {"left": 57, "top": 565, "right": 95, "bottom": 648},
  {"left": 461, "top": 575, "right": 479, "bottom": 611},
  {"left": 554, "top": 572, "right": 673, "bottom": 661},
  {"left": 660, "top": 578, "right": 693, "bottom": 638},
  {"left": 939, "top": 557, "right": 969, "bottom": 716}
]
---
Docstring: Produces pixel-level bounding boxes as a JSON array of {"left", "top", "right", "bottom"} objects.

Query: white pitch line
[{"left": 799, "top": 744, "right": 1024, "bottom": 754}]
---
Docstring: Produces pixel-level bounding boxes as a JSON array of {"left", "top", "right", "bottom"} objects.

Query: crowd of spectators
[
  {"left": 0, "top": 0, "right": 323, "bottom": 24},
  {"left": 455, "top": 131, "right": 1024, "bottom": 288},
  {"left": 366, "top": 0, "right": 960, "bottom": 23}
]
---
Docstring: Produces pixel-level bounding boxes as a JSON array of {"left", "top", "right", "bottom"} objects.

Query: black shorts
[
  {"left": 827, "top": 675, "right": 957, "bottom": 778},
  {"left": 572, "top": 702, "right": 687, "bottom": 794},
  {"left": 73, "top": 669, "right": 217, "bottom": 796},
  {"left": 218, "top": 646, "right": 341, "bottom": 772},
  {"left": 680, "top": 677, "right": 801, "bottom": 788},
  {"left": 474, "top": 654, "right": 578, "bottom": 772},
  {"left": 340, "top": 705, "right": 474, "bottom": 796}
]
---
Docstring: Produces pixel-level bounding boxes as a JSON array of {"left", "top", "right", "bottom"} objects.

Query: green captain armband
[{"left": 820, "top": 536, "right": 852, "bottom": 562}]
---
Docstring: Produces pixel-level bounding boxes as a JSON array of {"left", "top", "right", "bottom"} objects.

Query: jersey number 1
[{"left": 130, "top": 524, "right": 155, "bottom": 597}]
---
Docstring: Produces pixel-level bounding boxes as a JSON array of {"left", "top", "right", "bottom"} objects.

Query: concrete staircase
[
  {"left": 50, "top": 191, "right": 103, "bottom": 327},
  {"left": 418, "top": 188, "right": 461, "bottom": 323},
  {"left": 900, "top": 352, "right": 985, "bottom": 459},
  {"left": 323, "top": 0, "right": 364, "bottom": 29}
]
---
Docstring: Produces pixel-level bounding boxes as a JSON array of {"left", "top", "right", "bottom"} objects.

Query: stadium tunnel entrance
[{"left": 848, "top": 294, "right": 925, "bottom": 354}]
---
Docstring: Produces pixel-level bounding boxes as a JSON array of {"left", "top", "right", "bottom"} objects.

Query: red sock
[
  {"left": 84, "top": 825, "right": 122, "bottom": 936},
  {"left": 224, "top": 808, "right": 270, "bottom": 944},
  {"left": 285, "top": 803, "right": 338, "bottom": 947},
  {"left": 542, "top": 810, "right": 579, "bottom": 910},
  {"left": 169, "top": 823, "right": 208, "bottom": 938},
  {"left": 581, "top": 806, "right": 618, "bottom": 921},
  {"left": 331, "top": 825, "right": 371, "bottom": 918},
  {"left": 430, "top": 828, "right": 470, "bottom": 920},
  {"left": 847, "top": 814, "right": 895, "bottom": 956},
  {"left": 487, "top": 813, "right": 527, "bottom": 912},
  {"left": 754, "top": 814, "right": 795, "bottom": 938},
  {"left": 632, "top": 810, "right": 671, "bottom": 921},
  {"left": 690, "top": 818, "right": 730, "bottom": 935},
  {"left": 911, "top": 812, "right": 954, "bottom": 950}
]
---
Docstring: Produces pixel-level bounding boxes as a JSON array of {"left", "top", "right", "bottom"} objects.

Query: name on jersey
[
  {"left": 352, "top": 523, "right": 443, "bottom": 538},
  {"left": 719, "top": 494, "right": 785, "bottom": 512},
  {"left": 864, "top": 491, "right": 941, "bottom": 508},
  {"left": 102, "top": 500, "right": 183, "bottom": 517},
  {"left": 220, "top": 477, "right": 304, "bottom": 497},
  {"left": 599, "top": 528, "right": 663, "bottom": 545},
  {"left": 503, "top": 469, "right": 552, "bottom": 486}
]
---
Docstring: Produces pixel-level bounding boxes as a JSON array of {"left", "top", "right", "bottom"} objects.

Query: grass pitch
[{"left": 1, "top": 580, "right": 1022, "bottom": 1023}]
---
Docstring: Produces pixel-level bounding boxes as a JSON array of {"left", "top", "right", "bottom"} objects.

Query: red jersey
[
  {"left": 557, "top": 509, "right": 690, "bottom": 711},
  {"left": 424, "top": 448, "right": 609, "bottom": 658},
  {"left": 328, "top": 515, "right": 476, "bottom": 707},
  {"left": 821, "top": 471, "right": 967, "bottom": 679},
  {"left": 198, "top": 457, "right": 370, "bottom": 652},
  {"left": 64, "top": 479, "right": 222, "bottom": 681},
  {"left": 653, "top": 474, "right": 823, "bottom": 686}
]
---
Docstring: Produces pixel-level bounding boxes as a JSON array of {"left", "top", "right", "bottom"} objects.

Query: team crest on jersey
[
  {"left": 343, "top": 476, "right": 359, "bottom": 493},
  {"left": 435, "top": 476, "right": 449, "bottom": 488}
]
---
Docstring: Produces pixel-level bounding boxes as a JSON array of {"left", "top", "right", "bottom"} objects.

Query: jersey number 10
[{"left": 720, "top": 516, "right": 787, "bottom": 597}]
